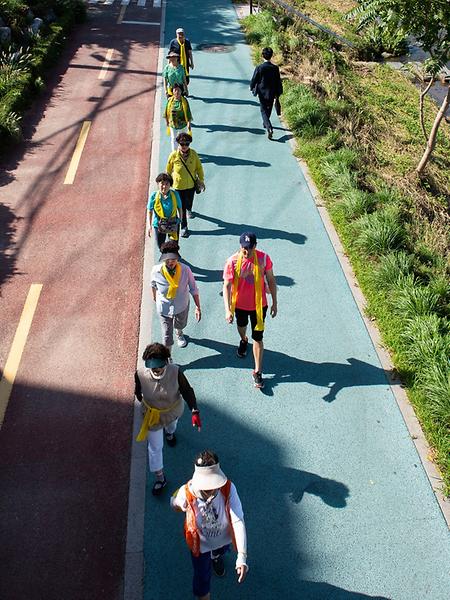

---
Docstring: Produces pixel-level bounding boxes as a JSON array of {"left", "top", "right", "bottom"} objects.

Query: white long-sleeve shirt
[{"left": 172, "top": 481, "right": 248, "bottom": 568}]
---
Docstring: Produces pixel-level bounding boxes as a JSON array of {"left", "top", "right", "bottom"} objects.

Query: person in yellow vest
[
  {"left": 147, "top": 172, "right": 182, "bottom": 249},
  {"left": 166, "top": 132, "right": 205, "bottom": 238},
  {"left": 164, "top": 83, "right": 193, "bottom": 151},
  {"left": 171, "top": 450, "right": 248, "bottom": 600},
  {"left": 134, "top": 343, "right": 202, "bottom": 496},
  {"left": 169, "top": 27, "right": 194, "bottom": 94},
  {"left": 223, "top": 232, "right": 277, "bottom": 389},
  {"left": 150, "top": 240, "right": 201, "bottom": 349}
]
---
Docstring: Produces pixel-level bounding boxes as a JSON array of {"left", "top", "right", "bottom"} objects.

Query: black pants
[
  {"left": 177, "top": 187, "right": 195, "bottom": 228},
  {"left": 154, "top": 227, "right": 180, "bottom": 250},
  {"left": 258, "top": 95, "right": 274, "bottom": 131}
]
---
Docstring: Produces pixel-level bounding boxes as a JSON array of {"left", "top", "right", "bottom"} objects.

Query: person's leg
[
  {"left": 164, "top": 418, "right": 178, "bottom": 446},
  {"left": 174, "top": 305, "right": 189, "bottom": 347},
  {"left": 258, "top": 95, "right": 271, "bottom": 130},
  {"left": 191, "top": 551, "right": 212, "bottom": 600},
  {"left": 160, "top": 314, "right": 175, "bottom": 349},
  {"left": 235, "top": 309, "right": 249, "bottom": 358},
  {"left": 156, "top": 228, "right": 166, "bottom": 249},
  {"left": 170, "top": 127, "right": 177, "bottom": 151},
  {"left": 211, "top": 544, "right": 230, "bottom": 577},
  {"left": 177, "top": 188, "right": 189, "bottom": 230},
  {"left": 250, "top": 307, "right": 267, "bottom": 387},
  {"left": 184, "top": 186, "right": 195, "bottom": 221},
  {"left": 147, "top": 428, "right": 166, "bottom": 494}
]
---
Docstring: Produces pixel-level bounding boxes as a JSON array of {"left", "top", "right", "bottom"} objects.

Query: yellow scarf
[
  {"left": 165, "top": 96, "right": 192, "bottom": 137},
  {"left": 161, "top": 262, "right": 182, "bottom": 299},
  {"left": 230, "top": 250, "right": 264, "bottom": 331},
  {"left": 154, "top": 190, "right": 178, "bottom": 240},
  {"left": 136, "top": 397, "right": 179, "bottom": 441},
  {"left": 179, "top": 41, "right": 188, "bottom": 75}
]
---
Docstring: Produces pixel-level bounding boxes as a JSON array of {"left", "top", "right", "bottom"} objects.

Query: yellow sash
[
  {"left": 179, "top": 41, "right": 188, "bottom": 75},
  {"left": 230, "top": 250, "right": 264, "bottom": 331},
  {"left": 165, "top": 96, "right": 191, "bottom": 137},
  {"left": 136, "top": 397, "right": 179, "bottom": 441},
  {"left": 161, "top": 262, "right": 182, "bottom": 299},
  {"left": 154, "top": 190, "right": 178, "bottom": 240}
]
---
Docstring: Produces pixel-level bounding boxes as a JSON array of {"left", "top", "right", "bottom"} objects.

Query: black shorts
[{"left": 235, "top": 306, "right": 268, "bottom": 342}]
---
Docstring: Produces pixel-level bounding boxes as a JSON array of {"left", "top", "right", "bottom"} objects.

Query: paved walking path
[{"left": 142, "top": 1, "right": 450, "bottom": 599}]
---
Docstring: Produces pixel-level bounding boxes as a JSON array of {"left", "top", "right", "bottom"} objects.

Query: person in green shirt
[
  {"left": 164, "top": 83, "right": 193, "bottom": 151},
  {"left": 163, "top": 51, "right": 187, "bottom": 97}
]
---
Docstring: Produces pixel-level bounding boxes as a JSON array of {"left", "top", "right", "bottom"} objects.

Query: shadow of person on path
[
  {"left": 146, "top": 403, "right": 390, "bottom": 599},
  {"left": 193, "top": 123, "right": 265, "bottom": 135},
  {"left": 0, "top": 203, "right": 21, "bottom": 290},
  {"left": 190, "top": 213, "right": 307, "bottom": 246},
  {"left": 198, "top": 153, "right": 271, "bottom": 167},
  {"left": 185, "top": 339, "right": 390, "bottom": 403},
  {"left": 192, "top": 96, "right": 260, "bottom": 106},
  {"left": 182, "top": 259, "right": 295, "bottom": 288}
]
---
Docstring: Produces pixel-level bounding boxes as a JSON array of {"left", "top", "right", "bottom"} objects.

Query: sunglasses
[{"left": 179, "top": 142, "right": 190, "bottom": 147}]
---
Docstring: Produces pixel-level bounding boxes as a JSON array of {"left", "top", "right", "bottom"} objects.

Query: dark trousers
[
  {"left": 177, "top": 187, "right": 195, "bottom": 228},
  {"left": 191, "top": 545, "right": 229, "bottom": 598},
  {"left": 258, "top": 95, "right": 274, "bottom": 131},
  {"left": 154, "top": 227, "right": 180, "bottom": 250}
]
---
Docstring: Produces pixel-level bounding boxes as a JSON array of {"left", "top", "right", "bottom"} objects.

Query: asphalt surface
[
  {"left": 0, "top": 3, "right": 160, "bottom": 599},
  {"left": 142, "top": 1, "right": 450, "bottom": 599}
]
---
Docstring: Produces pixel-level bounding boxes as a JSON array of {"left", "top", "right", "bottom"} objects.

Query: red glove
[{"left": 191, "top": 411, "right": 202, "bottom": 431}]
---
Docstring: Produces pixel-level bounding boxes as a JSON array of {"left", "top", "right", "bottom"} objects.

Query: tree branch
[
  {"left": 419, "top": 77, "right": 434, "bottom": 142},
  {"left": 416, "top": 85, "right": 450, "bottom": 175}
]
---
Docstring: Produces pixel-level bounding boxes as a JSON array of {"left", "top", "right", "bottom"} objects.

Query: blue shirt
[{"left": 147, "top": 190, "right": 182, "bottom": 227}]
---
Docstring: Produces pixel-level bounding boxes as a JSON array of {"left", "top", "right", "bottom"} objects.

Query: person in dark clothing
[
  {"left": 134, "top": 343, "right": 202, "bottom": 495},
  {"left": 249, "top": 47, "right": 283, "bottom": 139},
  {"left": 169, "top": 27, "right": 194, "bottom": 90}
]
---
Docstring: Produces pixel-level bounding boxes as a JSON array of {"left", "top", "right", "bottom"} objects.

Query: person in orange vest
[{"left": 171, "top": 450, "right": 248, "bottom": 600}]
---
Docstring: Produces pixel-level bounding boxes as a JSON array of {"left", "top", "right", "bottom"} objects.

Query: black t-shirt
[{"left": 169, "top": 38, "right": 192, "bottom": 55}]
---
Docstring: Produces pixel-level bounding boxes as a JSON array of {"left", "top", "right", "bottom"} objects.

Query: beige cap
[{"left": 191, "top": 463, "right": 227, "bottom": 491}]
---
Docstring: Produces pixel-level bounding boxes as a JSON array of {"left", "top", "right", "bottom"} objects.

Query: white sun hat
[{"left": 191, "top": 462, "right": 227, "bottom": 490}]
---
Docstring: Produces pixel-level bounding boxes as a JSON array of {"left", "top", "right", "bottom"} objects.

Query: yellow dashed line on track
[
  {"left": 99, "top": 48, "right": 114, "bottom": 79},
  {"left": 0, "top": 284, "right": 43, "bottom": 427},
  {"left": 63, "top": 121, "right": 91, "bottom": 185}
]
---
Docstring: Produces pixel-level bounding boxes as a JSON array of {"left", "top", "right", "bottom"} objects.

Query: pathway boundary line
[
  {"left": 287, "top": 135, "right": 450, "bottom": 527},
  {"left": 123, "top": 1, "right": 166, "bottom": 598},
  {"left": 0, "top": 284, "right": 42, "bottom": 427}
]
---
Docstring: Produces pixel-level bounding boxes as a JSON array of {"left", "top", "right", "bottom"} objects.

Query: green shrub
[
  {"left": 419, "top": 364, "right": 450, "bottom": 428},
  {"left": 337, "top": 188, "right": 375, "bottom": 219},
  {"left": 282, "top": 82, "right": 330, "bottom": 137},
  {"left": 401, "top": 314, "right": 449, "bottom": 369},
  {"left": 394, "top": 284, "right": 441, "bottom": 318},
  {"left": 353, "top": 206, "right": 405, "bottom": 255},
  {"left": 371, "top": 251, "right": 414, "bottom": 288}
]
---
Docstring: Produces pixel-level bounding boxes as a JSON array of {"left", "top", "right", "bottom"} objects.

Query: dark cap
[{"left": 239, "top": 231, "right": 257, "bottom": 249}]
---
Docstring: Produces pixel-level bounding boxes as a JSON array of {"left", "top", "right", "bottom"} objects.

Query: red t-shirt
[{"left": 223, "top": 250, "right": 273, "bottom": 311}]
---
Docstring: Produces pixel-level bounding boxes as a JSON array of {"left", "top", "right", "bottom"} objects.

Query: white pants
[
  {"left": 147, "top": 419, "right": 178, "bottom": 472},
  {"left": 170, "top": 126, "right": 188, "bottom": 151}
]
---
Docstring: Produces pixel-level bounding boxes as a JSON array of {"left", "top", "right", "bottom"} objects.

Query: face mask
[{"left": 150, "top": 367, "right": 166, "bottom": 379}]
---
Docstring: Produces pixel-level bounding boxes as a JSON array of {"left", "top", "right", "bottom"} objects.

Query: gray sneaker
[{"left": 176, "top": 332, "right": 187, "bottom": 348}]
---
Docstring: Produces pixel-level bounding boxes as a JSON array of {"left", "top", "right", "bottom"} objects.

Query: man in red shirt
[{"left": 223, "top": 232, "right": 278, "bottom": 389}]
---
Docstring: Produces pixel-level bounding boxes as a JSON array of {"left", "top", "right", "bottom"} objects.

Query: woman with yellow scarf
[
  {"left": 164, "top": 83, "right": 193, "bottom": 151},
  {"left": 134, "top": 343, "right": 202, "bottom": 496},
  {"left": 147, "top": 172, "right": 182, "bottom": 249},
  {"left": 151, "top": 240, "right": 202, "bottom": 350}
]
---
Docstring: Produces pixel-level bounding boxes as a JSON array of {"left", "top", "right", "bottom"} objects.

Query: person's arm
[
  {"left": 250, "top": 65, "right": 260, "bottom": 94},
  {"left": 194, "top": 152, "right": 205, "bottom": 190},
  {"left": 228, "top": 484, "right": 248, "bottom": 583},
  {"left": 223, "top": 279, "right": 233, "bottom": 323},
  {"left": 178, "top": 370, "right": 202, "bottom": 430},
  {"left": 166, "top": 152, "right": 174, "bottom": 176},
  {"left": 266, "top": 268, "right": 277, "bottom": 317},
  {"left": 151, "top": 282, "right": 157, "bottom": 302},
  {"left": 174, "top": 190, "right": 183, "bottom": 222},
  {"left": 170, "top": 484, "right": 188, "bottom": 512},
  {"left": 134, "top": 371, "right": 143, "bottom": 401},
  {"left": 147, "top": 210, "right": 153, "bottom": 237},
  {"left": 188, "top": 49, "right": 194, "bottom": 69}
]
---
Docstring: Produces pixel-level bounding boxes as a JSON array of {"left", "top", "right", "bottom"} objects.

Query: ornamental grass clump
[
  {"left": 371, "top": 251, "right": 414, "bottom": 289},
  {"left": 394, "top": 284, "right": 441, "bottom": 318},
  {"left": 353, "top": 206, "right": 405, "bottom": 256},
  {"left": 282, "top": 82, "right": 330, "bottom": 138},
  {"left": 339, "top": 188, "right": 375, "bottom": 219},
  {"left": 401, "top": 314, "right": 449, "bottom": 371}
]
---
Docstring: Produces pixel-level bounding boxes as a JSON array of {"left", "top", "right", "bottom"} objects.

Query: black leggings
[{"left": 177, "top": 187, "right": 195, "bottom": 227}]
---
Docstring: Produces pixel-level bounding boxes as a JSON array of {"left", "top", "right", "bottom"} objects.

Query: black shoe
[
  {"left": 252, "top": 371, "right": 264, "bottom": 389},
  {"left": 180, "top": 227, "right": 189, "bottom": 238},
  {"left": 268, "top": 128, "right": 273, "bottom": 140},
  {"left": 165, "top": 432, "right": 177, "bottom": 447},
  {"left": 152, "top": 477, "right": 167, "bottom": 496},
  {"left": 212, "top": 555, "right": 226, "bottom": 577},
  {"left": 237, "top": 338, "right": 248, "bottom": 358}
]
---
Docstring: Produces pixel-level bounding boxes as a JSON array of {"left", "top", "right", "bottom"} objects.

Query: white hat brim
[{"left": 191, "top": 463, "right": 227, "bottom": 490}]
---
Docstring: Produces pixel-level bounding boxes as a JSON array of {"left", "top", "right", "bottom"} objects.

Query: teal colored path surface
[{"left": 143, "top": 1, "right": 450, "bottom": 598}]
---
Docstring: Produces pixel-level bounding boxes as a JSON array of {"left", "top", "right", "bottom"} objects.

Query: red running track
[{"left": 0, "top": 4, "right": 160, "bottom": 599}]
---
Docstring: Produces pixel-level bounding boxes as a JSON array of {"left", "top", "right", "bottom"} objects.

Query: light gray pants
[
  {"left": 159, "top": 305, "right": 189, "bottom": 347},
  {"left": 147, "top": 420, "right": 178, "bottom": 472}
]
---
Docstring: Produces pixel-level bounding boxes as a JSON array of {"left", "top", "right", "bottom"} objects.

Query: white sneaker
[{"left": 176, "top": 332, "right": 187, "bottom": 348}]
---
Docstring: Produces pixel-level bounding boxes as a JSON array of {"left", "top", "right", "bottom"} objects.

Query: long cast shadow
[
  {"left": 186, "top": 338, "right": 390, "bottom": 402},
  {"left": 182, "top": 259, "right": 295, "bottom": 287},
  {"left": 198, "top": 153, "right": 271, "bottom": 167},
  {"left": 0, "top": 203, "right": 21, "bottom": 289},
  {"left": 193, "top": 123, "right": 265, "bottom": 135},
  {"left": 191, "top": 95, "right": 259, "bottom": 106},
  {"left": 190, "top": 213, "right": 307, "bottom": 246}
]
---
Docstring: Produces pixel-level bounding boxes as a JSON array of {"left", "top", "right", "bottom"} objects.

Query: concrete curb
[{"left": 123, "top": 2, "right": 167, "bottom": 598}]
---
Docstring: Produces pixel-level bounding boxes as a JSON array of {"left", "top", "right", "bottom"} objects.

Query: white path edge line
[
  {"left": 137, "top": 0, "right": 147, "bottom": 7},
  {"left": 284, "top": 128, "right": 450, "bottom": 527},
  {"left": 122, "top": 1, "right": 166, "bottom": 599},
  {"left": 153, "top": 0, "right": 162, "bottom": 7}
]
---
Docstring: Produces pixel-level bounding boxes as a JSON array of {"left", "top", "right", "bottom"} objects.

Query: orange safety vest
[{"left": 184, "top": 479, "right": 237, "bottom": 557}]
